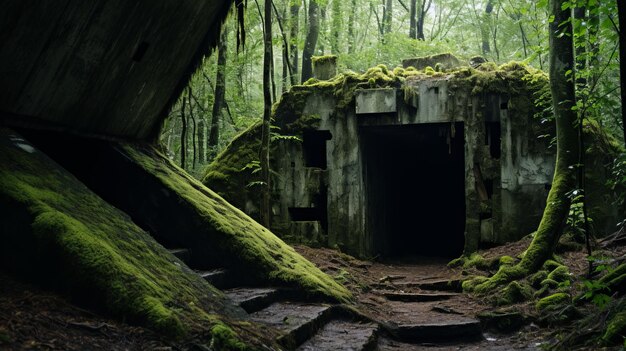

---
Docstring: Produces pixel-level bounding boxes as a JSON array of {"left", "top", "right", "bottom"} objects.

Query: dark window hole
[
  {"left": 288, "top": 207, "right": 322, "bottom": 221},
  {"left": 500, "top": 101, "right": 509, "bottom": 110},
  {"left": 132, "top": 42, "right": 150, "bottom": 62},
  {"left": 303, "top": 130, "right": 332, "bottom": 169}
]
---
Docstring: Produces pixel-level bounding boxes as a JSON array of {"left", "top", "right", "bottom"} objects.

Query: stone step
[
  {"left": 296, "top": 320, "right": 379, "bottom": 351},
  {"left": 391, "top": 279, "right": 462, "bottom": 292},
  {"left": 387, "top": 318, "right": 482, "bottom": 342},
  {"left": 224, "top": 287, "right": 281, "bottom": 313},
  {"left": 250, "top": 302, "right": 334, "bottom": 348},
  {"left": 377, "top": 291, "right": 458, "bottom": 302},
  {"left": 197, "top": 269, "right": 231, "bottom": 289},
  {"left": 168, "top": 248, "right": 191, "bottom": 265}
]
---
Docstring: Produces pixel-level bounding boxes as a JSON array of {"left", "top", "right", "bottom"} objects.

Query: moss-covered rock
[
  {"left": 0, "top": 129, "right": 256, "bottom": 346},
  {"left": 122, "top": 145, "right": 351, "bottom": 303},
  {"left": 536, "top": 292, "right": 570, "bottom": 311},
  {"left": 496, "top": 281, "right": 533, "bottom": 305},
  {"left": 477, "top": 310, "right": 527, "bottom": 332}
]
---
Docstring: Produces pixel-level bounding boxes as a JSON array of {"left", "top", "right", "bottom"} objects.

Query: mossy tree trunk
[
  {"left": 209, "top": 26, "right": 228, "bottom": 151},
  {"left": 464, "top": 0, "right": 580, "bottom": 294},
  {"left": 261, "top": 0, "right": 273, "bottom": 228},
  {"left": 301, "top": 0, "right": 319, "bottom": 83},
  {"left": 517, "top": 0, "right": 580, "bottom": 273}
]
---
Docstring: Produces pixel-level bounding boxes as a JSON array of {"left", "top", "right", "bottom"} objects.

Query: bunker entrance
[{"left": 362, "top": 123, "right": 465, "bottom": 258}]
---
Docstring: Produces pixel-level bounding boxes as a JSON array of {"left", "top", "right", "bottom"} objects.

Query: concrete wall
[{"left": 270, "top": 77, "right": 554, "bottom": 258}]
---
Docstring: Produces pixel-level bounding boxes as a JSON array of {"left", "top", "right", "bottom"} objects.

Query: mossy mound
[
  {"left": 202, "top": 122, "right": 263, "bottom": 210},
  {"left": 123, "top": 145, "right": 351, "bottom": 303},
  {"left": 536, "top": 292, "right": 570, "bottom": 311},
  {"left": 0, "top": 129, "right": 262, "bottom": 348}
]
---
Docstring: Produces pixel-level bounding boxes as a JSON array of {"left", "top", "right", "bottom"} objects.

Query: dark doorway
[{"left": 361, "top": 123, "right": 465, "bottom": 258}]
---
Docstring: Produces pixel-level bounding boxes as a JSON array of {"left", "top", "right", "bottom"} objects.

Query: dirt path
[{"left": 294, "top": 245, "right": 550, "bottom": 350}]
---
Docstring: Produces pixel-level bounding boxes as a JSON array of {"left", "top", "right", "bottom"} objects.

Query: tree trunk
[
  {"left": 481, "top": 0, "right": 494, "bottom": 54},
  {"left": 409, "top": 0, "right": 417, "bottom": 39},
  {"left": 347, "top": 0, "right": 356, "bottom": 53},
  {"left": 416, "top": 0, "right": 431, "bottom": 40},
  {"left": 618, "top": 0, "right": 626, "bottom": 145},
  {"left": 187, "top": 87, "right": 197, "bottom": 170},
  {"left": 331, "top": 0, "right": 342, "bottom": 54},
  {"left": 209, "top": 26, "right": 228, "bottom": 151},
  {"left": 289, "top": 0, "right": 300, "bottom": 84},
  {"left": 518, "top": 0, "right": 580, "bottom": 272},
  {"left": 383, "top": 0, "right": 393, "bottom": 35},
  {"left": 180, "top": 97, "right": 187, "bottom": 170},
  {"left": 261, "top": 0, "right": 273, "bottom": 228},
  {"left": 301, "top": 0, "right": 320, "bottom": 83}
]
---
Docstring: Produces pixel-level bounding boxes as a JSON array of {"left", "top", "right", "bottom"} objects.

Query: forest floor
[{"left": 0, "top": 237, "right": 622, "bottom": 350}]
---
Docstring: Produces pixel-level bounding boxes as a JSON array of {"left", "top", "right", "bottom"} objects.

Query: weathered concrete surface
[
  {"left": 297, "top": 320, "right": 379, "bottom": 351},
  {"left": 356, "top": 89, "right": 397, "bottom": 114},
  {"left": 250, "top": 302, "right": 334, "bottom": 348},
  {"left": 0, "top": 0, "right": 232, "bottom": 139}
]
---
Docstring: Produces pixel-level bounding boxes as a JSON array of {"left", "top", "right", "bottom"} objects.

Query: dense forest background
[{"left": 159, "top": 0, "right": 622, "bottom": 180}]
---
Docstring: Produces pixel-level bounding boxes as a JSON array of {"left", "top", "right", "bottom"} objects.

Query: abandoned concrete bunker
[{"left": 204, "top": 59, "right": 557, "bottom": 259}]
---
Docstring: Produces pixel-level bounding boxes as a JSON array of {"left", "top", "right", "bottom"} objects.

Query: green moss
[
  {"left": 543, "top": 259, "right": 562, "bottom": 272},
  {"left": 0, "top": 129, "right": 245, "bottom": 339},
  {"left": 124, "top": 145, "right": 351, "bottom": 303},
  {"left": 210, "top": 323, "right": 247, "bottom": 351},
  {"left": 529, "top": 270, "right": 549, "bottom": 288},
  {"left": 603, "top": 310, "right": 626, "bottom": 344},
  {"left": 547, "top": 265, "right": 571, "bottom": 283},
  {"left": 499, "top": 256, "right": 516, "bottom": 266},
  {"left": 312, "top": 55, "right": 338, "bottom": 65},
  {"left": 497, "top": 281, "right": 533, "bottom": 305}
]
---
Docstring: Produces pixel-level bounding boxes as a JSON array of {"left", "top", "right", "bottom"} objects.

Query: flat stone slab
[
  {"left": 297, "top": 320, "right": 378, "bottom": 351},
  {"left": 224, "top": 287, "right": 280, "bottom": 313},
  {"left": 377, "top": 291, "right": 458, "bottom": 302},
  {"left": 355, "top": 88, "right": 397, "bottom": 114},
  {"left": 251, "top": 302, "right": 334, "bottom": 347},
  {"left": 389, "top": 318, "right": 482, "bottom": 342}
]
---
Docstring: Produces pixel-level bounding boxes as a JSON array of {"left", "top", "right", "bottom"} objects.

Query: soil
[
  {"left": 2, "top": 235, "right": 624, "bottom": 350},
  {"left": 0, "top": 273, "right": 176, "bottom": 351}
]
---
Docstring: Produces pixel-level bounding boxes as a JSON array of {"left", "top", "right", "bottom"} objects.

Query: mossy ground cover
[
  {"left": 121, "top": 144, "right": 351, "bottom": 303},
  {"left": 0, "top": 128, "right": 274, "bottom": 349}
]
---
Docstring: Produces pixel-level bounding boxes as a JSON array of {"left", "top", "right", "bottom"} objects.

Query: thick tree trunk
[
  {"left": 416, "top": 0, "right": 430, "bottom": 40},
  {"left": 289, "top": 0, "right": 300, "bottom": 83},
  {"left": 261, "top": 0, "right": 273, "bottom": 228},
  {"left": 481, "top": 0, "right": 493, "bottom": 54},
  {"left": 383, "top": 0, "right": 393, "bottom": 35},
  {"left": 347, "top": 0, "right": 356, "bottom": 53},
  {"left": 301, "top": 0, "right": 320, "bottom": 83},
  {"left": 331, "top": 0, "right": 342, "bottom": 54},
  {"left": 518, "top": 0, "right": 579, "bottom": 272},
  {"left": 209, "top": 27, "right": 228, "bottom": 150},
  {"left": 409, "top": 0, "right": 417, "bottom": 39},
  {"left": 618, "top": 0, "right": 626, "bottom": 145}
]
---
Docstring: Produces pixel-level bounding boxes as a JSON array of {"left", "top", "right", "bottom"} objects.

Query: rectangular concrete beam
[{"left": 355, "top": 88, "right": 397, "bottom": 114}]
